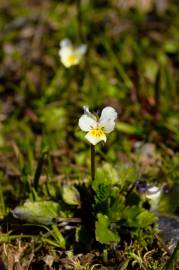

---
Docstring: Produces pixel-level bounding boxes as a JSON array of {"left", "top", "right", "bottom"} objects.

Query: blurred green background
[{"left": 0, "top": 1, "right": 179, "bottom": 269}]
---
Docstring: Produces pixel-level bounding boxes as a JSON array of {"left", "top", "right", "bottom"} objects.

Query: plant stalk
[{"left": 91, "top": 144, "right": 95, "bottom": 181}]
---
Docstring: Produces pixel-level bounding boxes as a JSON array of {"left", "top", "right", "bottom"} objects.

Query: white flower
[
  {"left": 79, "top": 106, "right": 117, "bottom": 145},
  {"left": 59, "top": 38, "right": 87, "bottom": 68},
  {"left": 146, "top": 186, "right": 162, "bottom": 211}
]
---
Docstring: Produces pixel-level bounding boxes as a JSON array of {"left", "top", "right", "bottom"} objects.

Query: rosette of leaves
[
  {"left": 92, "top": 163, "right": 157, "bottom": 245},
  {"left": 92, "top": 163, "right": 137, "bottom": 214}
]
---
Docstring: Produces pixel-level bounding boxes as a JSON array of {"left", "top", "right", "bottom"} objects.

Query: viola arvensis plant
[
  {"left": 79, "top": 106, "right": 118, "bottom": 145},
  {"left": 59, "top": 38, "right": 87, "bottom": 68}
]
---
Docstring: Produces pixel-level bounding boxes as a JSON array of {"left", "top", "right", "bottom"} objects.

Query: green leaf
[
  {"left": 137, "top": 210, "right": 156, "bottom": 228},
  {"left": 100, "top": 163, "right": 119, "bottom": 186},
  {"left": 92, "top": 168, "right": 111, "bottom": 203},
  {"left": 41, "top": 237, "right": 62, "bottom": 248},
  {"left": 117, "top": 259, "right": 130, "bottom": 270},
  {"left": 108, "top": 195, "right": 125, "bottom": 222},
  {"left": 13, "top": 201, "right": 65, "bottom": 224},
  {"left": 50, "top": 224, "right": 66, "bottom": 248},
  {"left": 123, "top": 206, "right": 140, "bottom": 227},
  {"left": 62, "top": 185, "right": 80, "bottom": 206},
  {"left": 123, "top": 207, "right": 156, "bottom": 228},
  {"left": 95, "top": 213, "right": 120, "bottom": 244}
]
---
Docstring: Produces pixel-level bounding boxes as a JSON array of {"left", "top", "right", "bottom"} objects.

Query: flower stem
[{"left": 91, "top": 145, "right": 95, "bottom": 181}]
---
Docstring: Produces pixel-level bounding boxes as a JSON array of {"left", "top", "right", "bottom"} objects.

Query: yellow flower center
[
  {"left": 67, "top": 54, "right": 78, "bottom": 65},
  {"left": 90, "top": 128, "right": 104, "bottom": 138}
]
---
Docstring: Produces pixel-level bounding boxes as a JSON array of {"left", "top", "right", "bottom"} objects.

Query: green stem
[{"left": 91, "top": 144, "right": 95, "bottom": 181}]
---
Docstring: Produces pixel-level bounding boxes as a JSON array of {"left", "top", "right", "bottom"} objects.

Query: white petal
[
  {"left": 59, "top": 47, "right": 73, "bottom": 58},
  {"left": 76, "top": 44, "right": 87, "bottom": 56},
  {"left": 59, "top": 47, "right": 79, "bottom": 67},
  {"left": 78, "top": 115, "right": 97, "bottom": 131},
  {"left": 83, "top": 105, "right": 90, "bottom": 114},
  {"left": 60, "top": 38, "right": 72, "bottom": 48},
  {"left": 147, "top": 186, "right": 160, "bottom": 194},
  {"left": 99, "top": 107, "right": 117, "bottom": 122},
  {"left": 83, "top": 105, "right": 97, "bottom": 120},
  {"left": 85, "top": 130, "right": 106, "bottom": 145},
  {"left": 99, "top": 119, "right": 116, "bottom": 134},
  {"left": 59, "top": 43, "right": 86, "bottom": 67}
]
